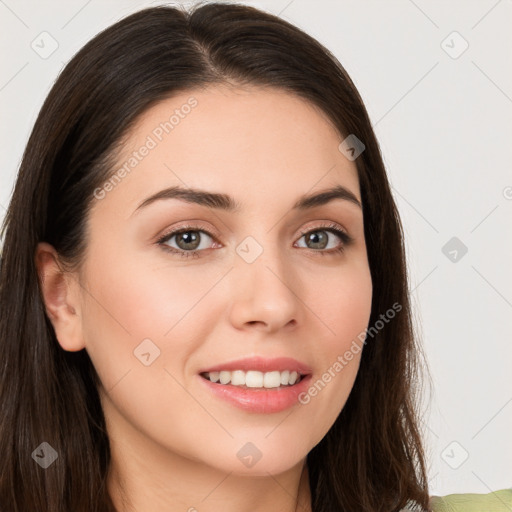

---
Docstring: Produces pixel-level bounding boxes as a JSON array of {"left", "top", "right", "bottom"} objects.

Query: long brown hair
[{"left": 0, "top": 2, "right": 432, "bottom": 510}]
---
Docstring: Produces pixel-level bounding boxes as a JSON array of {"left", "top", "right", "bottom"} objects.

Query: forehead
[{"left": 96, "top": 85, "right": 361, "bottom": 214}]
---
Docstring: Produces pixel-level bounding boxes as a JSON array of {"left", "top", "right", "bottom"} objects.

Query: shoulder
[{"left": 429, "top": 488, "right": 512, "bottom": 512}]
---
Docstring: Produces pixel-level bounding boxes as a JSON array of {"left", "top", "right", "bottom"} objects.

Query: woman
[{"left": 2, "top": 2, "right": 504, "bottom": 511}]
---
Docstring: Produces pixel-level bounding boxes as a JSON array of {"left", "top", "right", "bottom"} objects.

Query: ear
[{"left": 35, "top": 242, "right": 85, "bottom": 352}]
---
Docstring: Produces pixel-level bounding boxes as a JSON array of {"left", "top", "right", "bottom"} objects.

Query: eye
[
  {"left": 156, "top": 221, "right": 354, "bottom": 259},
  {"left": 295, "top": 223, "right": 353, "bottom": 255},
  {"left": 157, "top": 225, "right": 218, "bottom": 259}
]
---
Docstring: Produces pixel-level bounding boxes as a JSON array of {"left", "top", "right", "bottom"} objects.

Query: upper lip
[{"left": 199, "top": 356, "right": 312, "bottom": 375}]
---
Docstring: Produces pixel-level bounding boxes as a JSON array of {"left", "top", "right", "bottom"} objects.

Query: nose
[{"left": 227, "top": 243, "right": 301, "bottom": 333}]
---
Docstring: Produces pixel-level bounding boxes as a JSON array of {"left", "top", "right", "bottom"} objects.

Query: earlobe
[{"left": 35, "top": 242, "right": 85, "bottom": 352}]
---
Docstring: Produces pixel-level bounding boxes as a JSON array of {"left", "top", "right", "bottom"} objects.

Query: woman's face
[{"left": 63, "top": 86, "right": 372, "bottom": 476}]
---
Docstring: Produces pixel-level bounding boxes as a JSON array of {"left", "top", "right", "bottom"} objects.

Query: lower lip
[{"left": 198, "top": 374, "right": 312, "bottom": 413}]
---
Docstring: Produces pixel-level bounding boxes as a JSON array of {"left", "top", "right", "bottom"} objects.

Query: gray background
[{"left": 1, "top": 0, "right": 511, "bottom": 497}]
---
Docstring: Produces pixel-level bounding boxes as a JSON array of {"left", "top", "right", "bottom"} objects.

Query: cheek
[
  {"left": 298, "top": 262, "right": 372, "bottom": 438},
  {"left": 310, "top": 260, "right": 373, "bottom": 351},
  {"left": 79, "top": 242, "right": 231, "bottom": 395},
  {"left": 84, "top": 245, "right": 217, "bottom": 335}
]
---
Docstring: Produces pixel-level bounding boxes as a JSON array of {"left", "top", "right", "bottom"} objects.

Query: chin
[{"left": 201, "top": 438, "right": 309, "bottom": 477}]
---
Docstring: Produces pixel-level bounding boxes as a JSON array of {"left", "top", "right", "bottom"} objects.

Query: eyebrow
[{"left": 132, "top": 184, "right": 362, "bottom": 216}]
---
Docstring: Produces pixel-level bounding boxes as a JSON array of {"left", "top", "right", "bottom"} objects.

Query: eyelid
[
  {"left": 156, "top": 221, "right": 220, "bottom": 244},
  {"left": 297, "top": 220, "right": 350, "bottom": 238}
]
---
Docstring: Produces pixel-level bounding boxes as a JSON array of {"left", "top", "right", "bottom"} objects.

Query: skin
[{"left": 36, "top": 85, "right": 373, "bottom": 512}]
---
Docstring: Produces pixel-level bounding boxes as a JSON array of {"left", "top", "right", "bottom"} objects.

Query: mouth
[
  {"left": 198, "top": 356, "right": 313, "bottom": 412},
  {"left": 200, "top": 369, "right": 307, "bottom": 389},
  {"left": 198, "top": 358, "right": 313, "bottom": 413}
]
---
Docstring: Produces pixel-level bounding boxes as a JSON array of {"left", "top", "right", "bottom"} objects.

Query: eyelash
[{"left": 156, "top": 222, "right": 354, "bottom": 259}]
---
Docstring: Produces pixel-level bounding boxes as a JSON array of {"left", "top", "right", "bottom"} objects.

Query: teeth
[
  {"left": 219, "top": 371, "right": 230, "bottom": 384},
  {"left": 263, "top": 371, "right": 280, "bottom": 388},
  {"left": 203, "top": 370, "right": 302, "bottom": 388},
  {"left": 246, "top": 370, "right": 264, "bottom": 387},
  {"left": 231, "top": 370, "right": 245, "bottom": 386}
]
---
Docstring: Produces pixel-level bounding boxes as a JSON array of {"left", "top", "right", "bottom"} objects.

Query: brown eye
[
  {"left": 303, "top": 230, "right": 329, "bottom": 250},
  {"left": 158, "top": 227, "right": 217, "bottom": 258},
  {"left": 174, "top": 231, "right": 202, "bottom": 250}
]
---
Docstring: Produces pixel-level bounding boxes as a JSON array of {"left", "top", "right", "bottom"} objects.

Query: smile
[{"left": 201, "top": 369, "right": 304, "bottom": 388}]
